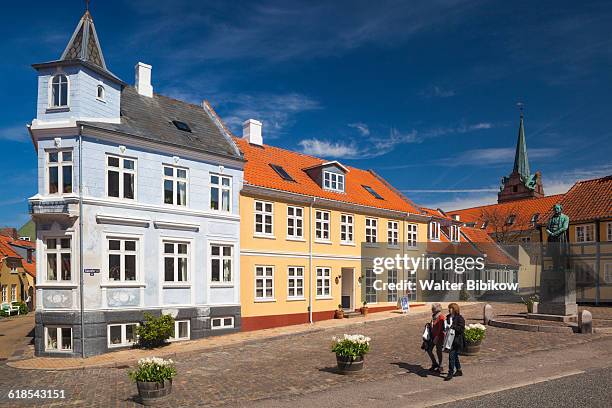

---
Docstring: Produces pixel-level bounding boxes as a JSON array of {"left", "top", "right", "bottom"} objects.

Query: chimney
[
  {"left": 243, "top": 119, "right": 263, "bottom": 146},
  {"left": 135, "top": 62, "right": 153, "bottom": 97},
  {"left": 452, "top": 214, "right": 460, "bottom": 221}
]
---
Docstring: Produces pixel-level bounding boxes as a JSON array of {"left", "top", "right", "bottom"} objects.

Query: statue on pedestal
[{"left": 546, "top": 204, "right": 569, "bottom": 270}]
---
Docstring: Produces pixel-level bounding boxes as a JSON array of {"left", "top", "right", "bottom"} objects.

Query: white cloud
[
  {"left": 438, "top": 147, "right": 560, "bottom": 166},
  {"left": 420, "top": 85, "right": 456, "bottom": 98},
  {"left": 348, "top": 122, "right": 370, "bottom": 136},
  {"left": 545, "top": 164, "right": 612, "bottom": 195},
  {"left": 402, "top": 188, "right": 498, "bottom": 193},
  {"left": 423, "top": 193, "right": 500, "bottom": 212},
  {"left": 298, "top": 139, "right": 360, "bottom": 158},
  {"left": 0, "top": 125, "right": 29, "bottom": 143}
]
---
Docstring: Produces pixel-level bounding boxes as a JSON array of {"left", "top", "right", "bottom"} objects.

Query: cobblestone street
[{"left": 1, "top": 303, "right": 611, "bottom": 407}]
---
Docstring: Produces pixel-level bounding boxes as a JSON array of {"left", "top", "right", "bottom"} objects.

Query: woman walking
[
  {"left": 444, "top": 303, "right": 465, "bottom": 380},
  {"left": 426, "top": 303, "right": 445, "bottom": 373}
]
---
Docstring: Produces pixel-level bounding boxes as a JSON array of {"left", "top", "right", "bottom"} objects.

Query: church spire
[
  {"left": 512, "top": 105, "right": 530, "bottom": 181},
  {"left": 60, "top": 8, "right": 107, "bottom": 71}
]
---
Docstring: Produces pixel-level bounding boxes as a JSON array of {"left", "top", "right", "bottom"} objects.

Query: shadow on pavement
[{"left": 391, "top": 362, "right": 437, "bottom": 378}]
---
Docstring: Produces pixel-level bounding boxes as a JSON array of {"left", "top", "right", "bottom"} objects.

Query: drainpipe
[
  {"left": 308, "top": 198, "right": 316, "bottom": 324},
  {"left": 78, "top": 126, "right": 85, "bottom": 358}
]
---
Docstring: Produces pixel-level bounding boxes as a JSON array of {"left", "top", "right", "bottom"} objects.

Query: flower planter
[
  {"left": 336, "top": 354, "right": 364, "bottom": 374},
  {"left": 334, "top": 310, "right": 345, "bottom": 319},
  {"left": 462, "top": 339, "right": 482, "bottom": 356},
  {"left": 360, "top": 307, "right": 369, "bottom": 317},
  {"left": 136, "top": 379, "right": 172, "bottom": 405}
]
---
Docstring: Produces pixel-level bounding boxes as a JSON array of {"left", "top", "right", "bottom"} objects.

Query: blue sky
[{"left": 1, "top": 0, "right": 611, "bottom": 227}]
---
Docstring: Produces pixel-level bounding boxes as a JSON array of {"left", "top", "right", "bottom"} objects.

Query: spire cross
[
  {"left": 85, "top": 0, "right": 90, "bottom": 12},
  {"left": 517, "top": 102, "right": 524, "bottom": 118}
]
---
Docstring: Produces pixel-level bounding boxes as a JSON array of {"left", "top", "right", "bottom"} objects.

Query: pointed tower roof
[
  {"left": 512, "top": 110, "right": 530, "bottom": 181},
  {"left": 60, "top": 9, "right": 107, "bottom": 70}
]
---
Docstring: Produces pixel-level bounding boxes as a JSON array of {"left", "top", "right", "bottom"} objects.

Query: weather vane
[{"left": 86, "top": 0, "right": 90, "bottom": 12}]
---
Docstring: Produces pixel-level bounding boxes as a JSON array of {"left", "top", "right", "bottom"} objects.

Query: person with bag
[
  {"left": 426, "top": 303, "right": 445, "bottom": 373},
  {"left": 444, "top": 302, "right": 465, "bottom": 380}
]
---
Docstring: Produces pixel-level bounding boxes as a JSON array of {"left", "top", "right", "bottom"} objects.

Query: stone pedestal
[{"left": 537, "top": 266, "right": 577, "bottom": 317}]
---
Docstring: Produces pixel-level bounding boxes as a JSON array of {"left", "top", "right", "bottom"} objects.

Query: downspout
[
  {"left": 595, "top": 219, "right": 600, "bottom": 305},
  {"left": 308, "top": 198, "right": 316, "bottom": 324},
  {"left": 78, "top": 126, "right": 85, "bottom": 358}
]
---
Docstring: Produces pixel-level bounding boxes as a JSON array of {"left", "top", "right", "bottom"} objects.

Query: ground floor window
[
  {"left": 255, "top": 266, "right": 274, "bottom": 300},
  {"left": 1, "top": 285, "right": 6, "bottom": 302},
  {"left": 365, "top": 268, "right": 377, "bottom": 304},
  {"left": 387, "top": 269, "right": 398, "bottom": 302},
  {"left": 287, "top": 266, "right": 304, "bottom": 299},
  {"left": 45, "top": 326, "right": 72, "bottom": 352},
  {"left": 108, "top": 323, "right": 139, "bottom": 347},
  {"left": 211, "top": 317, "right": 234, "bottom": 330},
  {"left": 316, "top": 267, "right": 331, "bottom": 298},
  {"left": 172, "top": 320, "right": 190, "bottom": 341}
]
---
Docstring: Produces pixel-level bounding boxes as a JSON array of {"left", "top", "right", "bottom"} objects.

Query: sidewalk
[{"left": 8, "top": 302, "right": 452, "bottom": 370}]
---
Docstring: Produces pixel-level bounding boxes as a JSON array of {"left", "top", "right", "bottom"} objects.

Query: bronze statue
[{"left": 546, "top": 204, "right": 569, "bottom": 270}]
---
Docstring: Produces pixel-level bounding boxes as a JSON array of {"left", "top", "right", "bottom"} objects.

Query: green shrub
[
  {"left": 465, "top": 323, "right": 486, "bottom": 343},
  {"left": 331, "top": 334, "right": 371, "bottom": 358},
  {"left": 14, "top": 302, "right": 28, "bottom": 315},
  {"left": 459, "top": 287, "right": 470, "bottom": 301},
  {"left": 136, "top": 313, "right": 175, "bottom": 348},
  {"left": 128, "top": 357, "right": 176, "bottom": 383}
]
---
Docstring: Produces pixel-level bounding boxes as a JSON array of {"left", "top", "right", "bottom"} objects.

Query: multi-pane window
[
  {"left": 341, "top": 214, "right": 354, "bottom": 244},
  {"left": 108, "top": 323, "right": 138, "bottom": 347},
  {"left": 108, "top": 238, "right": 137, "bottom": 282},
  {"left": 1, "top": 285, "right": 6, "bottom": 302},
  {"left": 45, "top": 327, "right": 72, "bottom": 351},
  {"left": 607, "top": 223, "right": 612, "bottom": 242},
  {"left": 288, "top": 266, "right": 304, "bottom": 298},
  {"left": 576, "top": 224, "right": 595, "bottom": 243},
  {"left": 429, "top": 222, "right": 440, "bottom": 240},
  {"left": 387, "top": 269, "right": 398, "bottom": 302},
  {"left": 365, "top": 218, "right": 377, "bottom": 243},
  {"left": 254, "top": 201, "right": 273, "bottom": 236},
  {"left": 255, "top": 266, "right": 274, "bottom": 300},
  {"left": 387, "top": 221, "right": 399, "bottom": 246},
  {"left": 450, "top": 225, "right": 461, "bottom": 242},
  {"left": 406, "top": 223, "right": 418, "bottom": 248},
  {"left": 10, "top": 284, "right": 17, "bottom": 302},
  {"left": 210, "top": 174, "right": 231, "bottom": 211},
  {"left": 323, "top": 171, "right": 345, "bottom": 192},
  {"left": 605, "top": 263, "right": 612, "bottom": 285},
  {"left": 316, "top": 267, "right": 331, "bottom": 298},
  {"left": 163, "top": 165, "right": 187, "bottom": 206},
  {"left": 50, "top": 74, "right": 68, "bottom": 107},
  {"left": 46, "top": 238, "right": 71, "bottom": 281},
  {"left": 315, "top": 210, "right": 331, "bottom": 241},
  {"left": 287, "top": 206, "right": 304, "bottom": 239},
  {"left": 163, "top": 242, "right": 189, "bottom": 282},
  {"left": 365, "top": 269, "right": 377, "bottom": 303},
  {"left": 211, "top": 244, "right": 233, "bottom": 284},
  {"left": 211, "top": 317, "right": 234, "bottom": 330},
  {"left": 107, "top": 155, "right": 135, "bottom": 199},
  {"left": 172, "top": 320, "right": 190, "bottom": 340},
  {"left": 47, "top": 150, "right": 72, "bottom": 195}
]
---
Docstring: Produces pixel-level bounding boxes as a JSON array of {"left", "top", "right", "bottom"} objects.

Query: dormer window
[
  {"left": 531, "top": 213, "right": 540, "bottom": 226},
  {"left": 506, "top": 215, "right": 516, "bottom": 225},
  {"left": 450, "top": 225, "right": 461, "bottom": 242},
  {"left": 50, "top": 74, "right": 68, "bottom": 108},
  {"left": 97, "top": 85, "right": 105, "bottom": 101},
  {"left": 323, "top": 171, "right": 344, "bottom": 192},
  {"left": 429, "top": 221, "right": 440, "bottom": 240}
]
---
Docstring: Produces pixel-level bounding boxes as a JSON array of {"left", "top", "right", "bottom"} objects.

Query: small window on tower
[
  {"left": 97, "top": 85, "right": 105, "bottom": 101},
  {"left": 172, "top": 120, "right": 192, "bottom": 132}
]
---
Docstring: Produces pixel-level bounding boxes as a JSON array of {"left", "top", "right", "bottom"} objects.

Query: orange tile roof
[
  {"left": 421, "top": 207, "right": 456, "bottom": 222},
  {"left": 542, "top": 176, "right": 612, "bottom": 223},
  {"left": 0, "top": 235, "right": 36, "bottom": 278},
  {"left": 461, "top": 227, "right": 518, "bottom": 266},
  {"left": 447, "top": 194, "right": 564, "bottom": 233},
  {"left": 234, "top": 138, "right": 420, "bottom": 214}
]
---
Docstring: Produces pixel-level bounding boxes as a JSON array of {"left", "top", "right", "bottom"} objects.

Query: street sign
[
  {"left": 84, "top": 268, "right": 100, "bottom": 277},
  {"left": 400, "top": 296, "right": 410, "bottom": 313}
]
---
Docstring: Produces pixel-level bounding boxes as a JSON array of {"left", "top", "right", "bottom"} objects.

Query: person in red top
[{"left": 427, "top": 303, "right": 446, "bottom": 373}]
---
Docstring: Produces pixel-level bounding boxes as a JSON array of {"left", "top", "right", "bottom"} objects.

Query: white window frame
[
  {"left": 10, "top": 284, "right": 17, "bottom": 302},
  {"left": 387, "top": 269, "right": 398, "bottom": 302},
  {"left": 255, "top": 265, "right": 275, "bottom": 301},
  {"left": 450, "top": 225, "right": 461, "bottom": 242},
  {"left": 287, "top": 206, "right": 304, "bottom": 240},
  {"left": 162, "top": 240, "right": 191, "bottom": 285},
  {"left": 106, "top": 154, "right": 136, "bottom": 200},
  {"left": 254, "top": 201, "right": 274, "bottom": 237},
  {"left": 211, "top": 317, "right": 235, "bottom": 330},
  {"left": 44, "top": 236, "right": 73, "bottom": 283},
  {"left": 46, "top": 149, "right": 73, "bottom": 196},
  {"left": 1, "top": 286, "right": 6, "bottom": 303},
  {"left": 340, "top": 214, "right": 354, "bottom": 244},
  {"left": 365, "top": 218, "right": 378, "bottom": 244},
  {"left": 107, "top": 323, "right": 139, "bottom": 348},
  {"left": 106, "top": 236, "right": 140, "bottom": 283},
  {"left": 316, "top": 267, "right": 332, "bottom": 299},
  {"left": 96, "top": 84, "right": 105, "bottom": 101},
  {"left": 429, "top": 221, "right": 440, "bottom": 241},
  {"left": 170, "top": 320, "right": 190, "bottom": 341},
  {"left": 48, "top": 74, "right": 69, "bottom": 108},
  {"left": 163, "top": 165, "right": 188, "bottom": 207},
  {"left": 210, "top": 173, "right": 232, "bottom": 212},
  {"left": 44, "top": 326, "right": 72, "bottom": 352},
  {"left": 406, "top": 223, "right": 418, "bottom": 248},
  {"left": 575, "top": 224, "right": 595, "bottom": 243},
  {"left": 365, "top": 268, "right": 377, "bottom": 304},
  {"left": 315, "top": 210, "right": 331, "bottom": 242},
  {"left": 387, "top": 221, "right": 399, "bottom": 246},
  {"left": 210, "top": 242, "right": 234, "bottom": 285},
  {"left": 605, "top": 263, "right": 612, "bottom": 285},
  {"left": 323, "top": 171, "right": 345, "bottom": 192},
  {"left": 287, "top": 266, "right": 305, "bottom": 299},
  {"left": 607, "top": 222, "right": 612, "bottom": 242}
]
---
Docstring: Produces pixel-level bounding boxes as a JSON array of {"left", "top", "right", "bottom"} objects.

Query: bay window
[
  {"left": 46, "top": 237, "right": 71, "bottom": 281},
  {"left": 47, "top": 150, "right": 72, "bottom": 195}
]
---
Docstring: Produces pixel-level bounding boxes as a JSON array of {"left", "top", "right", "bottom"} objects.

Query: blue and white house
[{"left": 28, "top": 10, "right": 244, "bottom": 357}]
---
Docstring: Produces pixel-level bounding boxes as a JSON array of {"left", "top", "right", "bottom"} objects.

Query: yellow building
[
  {"left": 0, "top": 235, "right": 36, "bottom": 310},
  {"left": 234, "top": 130, "right": 428, "bottom": 331}
]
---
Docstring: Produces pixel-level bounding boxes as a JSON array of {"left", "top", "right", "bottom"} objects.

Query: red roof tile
[
  {"left": 461, "top": 227, "right": 518, "bottom": 266},
  {"left": 0, "top": 235, "right": 36, "bottom": 278},
  {"left": 542, "top": 176, "right": 612, "bottom": 223},
  {"left": 235, "top": 138, "right": 420, "bottom": 214}
]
